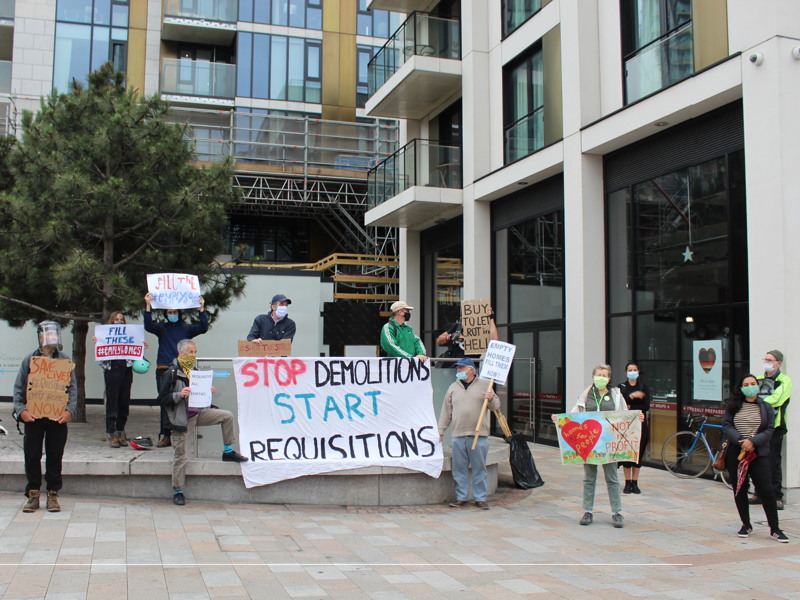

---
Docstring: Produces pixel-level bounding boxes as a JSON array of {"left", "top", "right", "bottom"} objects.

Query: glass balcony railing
[
  {"left": 0, "top": 60, "right": 10, "bottom": 94},
  {"left": 160, "top": 58, "right": 236, "bottom": 99},
  {"left": 164, "top": 0, "right": 237, "bottom": 23},
  {"left": 367, "top": 12, "right": 461, "bottom": 96},
  {"left": 625, "top": 21, "right": 694, "bottom": 104},
  {"left": 0, "top": 0, "right": 13, "bottom": 20},
  {"left": 368, "top": 139, "right": 461, "bottom": 209},
  {"left": 504, "top": 106, "right": 544, "bottom": 164}
]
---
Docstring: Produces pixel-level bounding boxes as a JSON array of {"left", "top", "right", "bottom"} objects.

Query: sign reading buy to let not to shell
[{"left": 147, "top": 273, "right": 201, "bottom": 310}]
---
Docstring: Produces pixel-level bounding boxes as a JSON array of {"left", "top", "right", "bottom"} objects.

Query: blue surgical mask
[
  {"left": 741, "top": 385, "right": 759, "bottom": 398},
  {"left": 455, "top": 371, "right": 468, "bottom": 380},
  {"left": 275, "top": 306, "right": 289, "bottom": 319},
  {"left": 627, "top": 371, "right": 639, "bottom": 381},
  {"left": 167, "top": 314, "right": 179, "bottom": 323}
]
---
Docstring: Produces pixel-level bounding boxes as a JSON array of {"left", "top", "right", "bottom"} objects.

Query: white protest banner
[
  {"left": 189, "top": 370, "right": 214, "bottom": 409},
  {"left": 232, "top": 356, "right": 443, "bottom": 487},
  {"left": 147, "top": 273, "right": 201, "bottom": 309},
  {"left": 479, "top": 340, "right": 517, "bottom": 385},
  {"left": 461, "top": 299, "right": 492, "bottom": 355},
  {"left": 693, "top": 340, "right": 723, "bottom": 401},
  {"left": 94, "top": 324, "right": 145, "bottom": 361}
]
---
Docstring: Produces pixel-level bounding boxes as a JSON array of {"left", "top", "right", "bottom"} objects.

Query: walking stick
[{"left": 472, "top": 379, "right": 495, "bottom": 449}]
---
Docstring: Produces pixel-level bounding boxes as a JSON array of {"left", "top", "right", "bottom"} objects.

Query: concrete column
[
  {"left": 741, "top": 35, "right": 800, "bottom": 500},
  {"left": 562, "top": 134, "right": 605, "bottom": 403},
  {"left": 398, "top": 228, "right": 421, "bottom": 311},
  {"left": 462, "top": 188, "right": 492, "bottom": 300}
]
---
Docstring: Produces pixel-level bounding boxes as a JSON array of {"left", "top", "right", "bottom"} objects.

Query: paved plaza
[{"left": 0, "top": 404, "right": 796, "bottom": 599}]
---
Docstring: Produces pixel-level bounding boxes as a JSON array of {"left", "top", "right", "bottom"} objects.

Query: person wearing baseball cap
[
  {"left": 247, "top": 293, "right": 296, "bottom": 343},
  {"left": 380, "top": 301, "right": 427, "bottom": 361}
]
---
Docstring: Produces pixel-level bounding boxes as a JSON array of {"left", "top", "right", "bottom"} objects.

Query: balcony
[
  {"left": 367, "top": 0, "right": 431, "bottom": 11},
  {"left": 162, "top": 0, "right": 237, "bottom": 46},
  {"left": 160, "top": 58, "right": 236, "bottom": 106},
  {"left": 504, "top": 106, "right": 544, "bottom": 164},
  {"left": 365, "top": 12, "right": 461, "bottom": 120},
  {"left": 0, "top": 60, "right": 9, "bottom": 94},
  {"left": 625, "top": 21, "right": 694, "bottom": 104},
  {"left": 365, "top": 139, "right": 462, "bottom": 229},
  {"left": 0, "top": 0, "right": 13, "bottom": 22}
]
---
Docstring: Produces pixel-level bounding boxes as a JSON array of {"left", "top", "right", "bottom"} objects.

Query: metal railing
[
  {"left": 504, "top": 105, "right": 544, "bottom": 164},
  {"left": 624, "top": 21, "right": 694, "bottom": 104},
  {"left": 165, "top": 107, "right": 400, "bottom": 175},
  {"left": 367, "top": 138, "right": 461, "bottom": 208},
  {"left": 164, "top": 0, "right": 238, "bottom": 23},
  {"left": 367, "top": 12, "right": 461, "bottom": 95},
  {"left": 160, "top": 58, "right": 236, "bottom": 99}
]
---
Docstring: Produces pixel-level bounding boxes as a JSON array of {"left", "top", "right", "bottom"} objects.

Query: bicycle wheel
[
  {"left": 716, "top": 464, "right": 733, "bottom": 489},
  {"left": 661, "top": 431, "right": 712, "bottom": 478}
]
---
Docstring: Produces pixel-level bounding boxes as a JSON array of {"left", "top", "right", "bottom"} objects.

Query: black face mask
[{"left": 404, "top": 311, "right": 412, "bottom": 322}]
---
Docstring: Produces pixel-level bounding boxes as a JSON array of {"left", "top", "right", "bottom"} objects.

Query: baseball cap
[
  {"left": 454, "top": 357, "right": 475, "bottom": 369},
  {"left": 271, "top": 294, "right": 292, "bottom": 304},
  {"left": 390, "top": 301, "right": 414, "bottom": 312}
]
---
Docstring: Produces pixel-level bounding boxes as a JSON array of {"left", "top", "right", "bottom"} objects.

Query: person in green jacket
[
  {"left": 750, "top": 350, "right": 792, "bottom": 509},
  {"left": 380, "top": 301, "right": 428, "bottom": 361}
]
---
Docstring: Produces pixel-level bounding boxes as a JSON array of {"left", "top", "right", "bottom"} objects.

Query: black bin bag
[{"left": 507, "top": 433, "right": 544, "bottom": 489}]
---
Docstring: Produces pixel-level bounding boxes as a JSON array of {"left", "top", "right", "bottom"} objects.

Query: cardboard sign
[
  {"left": 478, "top": 340, "right": 517, "bottom": 385},
  {"left": 147, "top": 273, "right": 201, "bottom": 309},
  {"left": 26, "top": 356, "right": 74, "bottom": 420},
  {"left": 232, "top": 357, "right": 443, "bottom": 488},
  {"left": 238, "top": 339, "right": 292, "bottom": 357},
  {"left": 461, "top": 299, "right": 492, "bottom": 355},
  {"left": 554, "top": 411, "right": 642, "bottom": 465},
  {"left": 94, "top": 324, "right": 145, "bottom": 361},
  {"left": 188, "top": 370, "right": 214, "bottom": 409}
]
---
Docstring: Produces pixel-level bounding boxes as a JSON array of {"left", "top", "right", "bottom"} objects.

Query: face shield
[{"left": 37, "top": 321, "right": 63, "bottom": 353}]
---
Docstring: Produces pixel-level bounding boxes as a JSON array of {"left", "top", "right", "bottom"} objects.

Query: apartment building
[{"left": 363, "top": 0, "right": 800, "bottom": 494}]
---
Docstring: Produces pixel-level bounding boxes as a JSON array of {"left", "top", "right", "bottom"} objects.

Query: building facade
[{"left": 364, "top": 0, "right": 800, "bottom": 496}]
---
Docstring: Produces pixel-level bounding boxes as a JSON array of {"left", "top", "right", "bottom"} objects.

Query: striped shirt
[{"left": 734, "top": 402, "right": 761, "bottom": 438}]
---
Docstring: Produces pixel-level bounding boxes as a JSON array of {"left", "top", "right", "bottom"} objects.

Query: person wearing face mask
[
  {"left": 555, "top": 364, "right": 642, "bottom": 528},
  {"left": 246, "top": 293, "right": 296, "bottom": 343},
  {"left": 380, "top": 301, "right": 427, "bottom": 361},
  {"left": 749, "top": 350, "right": 792, "bottom": 509},
  {"left": 437, "top": 357, "right": 499, "bottom": 509},
  {"left": 159, "top": 339, "right": 247, "bottom": 506},
  {"left": 617, "top": 362, "right": 651, "bottom": 494},
  {"left": 144, "top": 292, "right": 209, "bottom": 447},
  {"left": 723, "top": 374, "right": 787, "bottom": 542}
]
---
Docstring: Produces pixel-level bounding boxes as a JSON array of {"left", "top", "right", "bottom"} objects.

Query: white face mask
[
  {"left": 275, "top": 305, "right": 289, "bottom": 319},
  {"left": 763, "top": 362, "right": 776, "bottom": 373}
]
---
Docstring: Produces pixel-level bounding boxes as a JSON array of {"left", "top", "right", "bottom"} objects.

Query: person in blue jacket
[{"left": 143, "top": 292, "right": 208, "bottom": 447}]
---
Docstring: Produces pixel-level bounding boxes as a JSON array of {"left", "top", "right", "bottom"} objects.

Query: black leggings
[{"left": 726, "top": 449, "right": 779, "bottom": 530}]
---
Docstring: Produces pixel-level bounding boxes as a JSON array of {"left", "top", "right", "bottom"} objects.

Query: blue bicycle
[{"left": 661, "top": 414, "right": 732, "bottom": 488}]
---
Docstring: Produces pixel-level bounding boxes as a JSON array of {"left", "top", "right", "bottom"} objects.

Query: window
[
  {"left": 54, "top": 0, "right": 129, "bottom": 92},
  {"left": 357, "top": 0, "right": 403, "bottom": 38},
  {"left": 356, "top": 45, "right": 375, "bottom": 108},
  {"left": 503, "top": 45, "right": 543, "bottom": 163},
  {"left": 237, "top": 32, "right": 322, "bottom": 103},
  {"left": 238, "top": 0, "right": 323, "bottom": 30},
  {"left": 621, "top": 0, "right": 693, "bottom": 103},
  {"left": 502, "top": 0, "right": 542, "bottom": 37}
]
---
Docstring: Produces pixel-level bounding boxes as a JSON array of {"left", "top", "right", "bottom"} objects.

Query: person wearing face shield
[
  {"left": 437, "top": 357, "right": 499, "bottom": 509},
  {"left": 246, "top": 293, "right": 296, "bottom": 344},
  {"left": 143, "top": 292, "right": 209, "bottom": 447},
  {"left": 379, "top": 301, "right": 427, "bottom": 361},
  {"left": 13, "top": 321, "right": 77, "bottom": 513}
]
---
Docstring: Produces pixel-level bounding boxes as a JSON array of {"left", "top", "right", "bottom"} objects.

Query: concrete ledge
[{"left": 0, "top": 438, "right": 509, "bottom": 506}]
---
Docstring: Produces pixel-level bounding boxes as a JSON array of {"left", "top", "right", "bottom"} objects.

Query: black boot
[
  {"left": 631, "top": 481, "right": 641, "bottom": 494},
  {"left": 623, "top": 480, "right": 633, "bottom": 494}
]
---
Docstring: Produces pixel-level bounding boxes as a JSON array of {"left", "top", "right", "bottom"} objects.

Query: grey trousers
[
  {"left": 172, "top": 408, "right": 236, "bottom": 490},
  {"left": 582, "top": 463, "right": 622, "bottom": 514}
]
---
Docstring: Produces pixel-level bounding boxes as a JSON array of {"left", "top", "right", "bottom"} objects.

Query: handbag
[{"left": 712, "top": 440, "right": 728, "bottom": 470}]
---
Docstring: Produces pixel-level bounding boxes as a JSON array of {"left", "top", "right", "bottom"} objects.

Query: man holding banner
[
  {"left": 13, "top": 321, "right": 77, "bottom": 513},
  {"left": 158, "top": 339, "right": 247, "bottom": 506},
  {"left": 380, "top": 301, "right": 427, "bottom": 361},
  {"left": 438, "top": 357, "right": 499, "bottom": 509}
]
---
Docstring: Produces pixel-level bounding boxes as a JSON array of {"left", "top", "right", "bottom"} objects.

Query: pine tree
[{"left": 0, "top": 64, "right": 246, "bottom": 420}]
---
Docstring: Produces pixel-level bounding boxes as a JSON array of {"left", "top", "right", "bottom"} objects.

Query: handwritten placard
[
  {"left": 26, "top": 356, "right": 74, "bottom": 420},
  {"left": 238, "top": 339, "right": 292, "bottom": 357},
  {"left": 554, "top": 411, "right": 641, "bottom": 465},
  {"left": 94, "top": 324, "right": 145, "bottom": 361},
  {"left": 188, "top": 370, "right": 214, "bottom": 409},
  {"left": 461, "top": 299, "right": 492, "bottom": 355},
  {"left": 147, "top": 273, "right": 201, "bottom": 309},
  {"left": 478, "top": 340, "right": 516, "bottom": 385}
]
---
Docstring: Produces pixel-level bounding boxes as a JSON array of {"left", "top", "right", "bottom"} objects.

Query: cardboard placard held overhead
[
  {"left": 238, "top": 339, "right": 292, "bottom": 357},
  {"left": 26, "top": 356, "right": 74, "bottom": 420},
  {"left": 461, "top": 299, "right": 492, "bottom": 355}
]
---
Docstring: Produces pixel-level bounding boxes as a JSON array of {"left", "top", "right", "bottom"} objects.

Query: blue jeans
[
  {"left": 583, "top": 463, "right": 622, "bottom": 514},
  {"left": 451, "top": 436, "right": 489, "bottom": 501}
]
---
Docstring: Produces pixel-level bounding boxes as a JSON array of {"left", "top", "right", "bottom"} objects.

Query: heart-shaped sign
[
  {"left": 698, "top": 347, "right": 716, "bottom": 374},
  {"left": 561, "top": 419, "right": 603, "bottom": 462}
]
